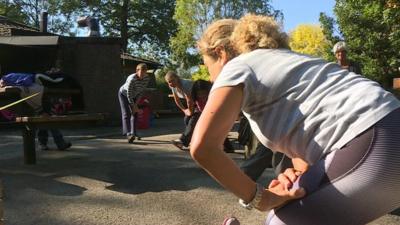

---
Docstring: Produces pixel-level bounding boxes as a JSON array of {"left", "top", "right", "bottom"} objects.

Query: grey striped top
[
  {"left": 120, "top": 73, "right": 150, "bottom": 104},
  {"left": 211, "top": 49, "right": 400, "bottom": 164}
]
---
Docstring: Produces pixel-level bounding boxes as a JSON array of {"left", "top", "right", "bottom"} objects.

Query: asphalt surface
[{"left": 0, "top": 117, "right": 399, "bottom": 225}]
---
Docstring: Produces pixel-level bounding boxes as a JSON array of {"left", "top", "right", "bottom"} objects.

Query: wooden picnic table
[
  {"left": 0, "top": 113, "right": 106, "bottom": 165},
  {"left": 0, "top": 86, "right": 105, "bottom": 164}
]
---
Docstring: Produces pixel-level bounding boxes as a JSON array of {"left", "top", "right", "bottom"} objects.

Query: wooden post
[
  {"left": 22, "top": 125, "right": 36, "bottom": 164},
  {"left": 0, "top": 179, "right": 3, "bottom": 225}
]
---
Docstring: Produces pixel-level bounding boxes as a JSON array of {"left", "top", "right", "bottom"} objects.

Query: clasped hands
[{"left": 256, "top": 167, "right": 306, "bottom": 211}]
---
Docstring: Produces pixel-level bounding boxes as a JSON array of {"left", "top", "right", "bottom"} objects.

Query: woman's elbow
[{"left": 190, "top": 139, "right": 212, "bottom": 164}]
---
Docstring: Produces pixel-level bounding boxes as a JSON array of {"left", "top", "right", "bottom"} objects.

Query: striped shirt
[{"left": 120, "top": 73, "right": 150, "bottom": 104}]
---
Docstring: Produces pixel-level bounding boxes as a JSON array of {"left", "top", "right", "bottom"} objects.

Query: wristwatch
[{"left": 239, "top": 183, "right": 264, "bottom": 210}]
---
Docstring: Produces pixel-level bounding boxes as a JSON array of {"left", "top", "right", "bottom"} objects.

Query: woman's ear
[{"left": 214, "top": 46, "right": 229, "bottom": 66}]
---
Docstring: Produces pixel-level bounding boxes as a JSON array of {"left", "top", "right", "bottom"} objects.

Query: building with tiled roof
[
  {"left": 0, "top": 16, "right": 42, "bottom": 36},
  {"left": 0, "top": 15, "right": 165, "bottom": 121}
]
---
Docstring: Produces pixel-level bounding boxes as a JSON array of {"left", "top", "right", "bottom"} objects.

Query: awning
[
  {"left": 121, "top": 53, "right": 163, "bottom": 68},
  {"left": 0, "top": 36, "right": 59, "bottom": 46}
]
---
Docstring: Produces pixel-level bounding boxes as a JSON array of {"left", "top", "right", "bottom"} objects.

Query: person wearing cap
[{"left": 332, "top": 41, "right": 362, "bottom": 74}]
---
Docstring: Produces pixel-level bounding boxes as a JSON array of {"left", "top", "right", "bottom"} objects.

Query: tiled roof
[
  {"left": 121, "top": 53, "right": 162, "bottom": 67},
  {"left": 0, "top": 16, "right": 39, "bottom": 36}
]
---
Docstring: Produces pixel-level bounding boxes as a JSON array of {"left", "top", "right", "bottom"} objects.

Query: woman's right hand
[
  {"left": 256, "top": 180, "right": 306, "bottom": 211},
  {"left": 130, "top": 104, "right": 139, "bottom": 113},
  {"left": 274, "top": 168, "right": 303, "bottom": 190}
]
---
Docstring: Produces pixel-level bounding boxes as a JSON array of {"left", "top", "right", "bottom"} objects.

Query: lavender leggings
[{"left": 266, "top": 108, "right": 400, "bottom": 225}]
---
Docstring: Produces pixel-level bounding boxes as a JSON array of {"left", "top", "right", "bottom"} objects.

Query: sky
[{"left": 271, "top": 0, "right": 336, "bottom": 32}]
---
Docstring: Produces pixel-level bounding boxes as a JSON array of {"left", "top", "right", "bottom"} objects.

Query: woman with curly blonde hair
[{"left": 192, "top": 14, "right": 400, "bottom": 225}]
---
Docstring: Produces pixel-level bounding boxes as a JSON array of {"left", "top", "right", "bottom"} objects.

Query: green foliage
[
  {"left": 319, "top": 12, "right": 342, "bottom": 62},
  {"left": 323, "top": 0, "right": 400, "bottom": 88},
  {"left": 88, "top": 0, "right": 177, "bottom": 59},
  {"left": 154, "top": 67, "right": 172, "bottom": 94},
  {"left": 51, "top": 0, "right": 178, "bottom": 62},
  {"left": 319, "top": 12, "right": 342, "bottom": 45},
  {"left": 46, "top": 1, "right": 88, "bottom": 35},
  {"left": 0, "top": 0, "right": 85, "bottom": 34},
  {"left": 191, "top": 65, "right": 210, "bottom": 81},
  {"left": 171, "top": 0, "right": 283, "bottom": 69},
  {"left": 0, "top": 0, "right": 30, "bottom": 25}
]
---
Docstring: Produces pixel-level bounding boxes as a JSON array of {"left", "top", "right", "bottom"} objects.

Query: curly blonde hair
[
  {"left": 230, "top": 14, "right": 288, "bottom": 53},
  {"left": 197, "top": 19, "right": 238, "bottom": 60}
]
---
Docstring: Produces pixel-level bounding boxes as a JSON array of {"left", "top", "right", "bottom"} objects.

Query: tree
[
  {"left": 0, "top": 0, "right": 91, "bottom": 35},
  {"left": 0, "top": 0, "right": 47, "bottom": 27},
  {"left": 0, "top": 1, "right": 177, "bottom": 63},
  {"left": 170, "top": 0, "right": 283, "bottom": 69},
  {"left": 289, "top": 24, "right": 329, "bottom": 58},
  {"left": 80, "top": 0, "right": 177, "bottom": 58},
  {"left": 50, "top": 0, "right": 177, "bottom": 62},
  {"left": 46, "top": 1, "right": 90, "bottom": 35},
  {"left": 191, "top": 65, "right": 210, "bottom": 81},
  {"left": 0, "top": 0, "right": 30, "bottom": 24},
  {"left": 319, "top": 12, "right": 342, "bottom": 62},
  {"left": 332, "top": 0, "right": 400, "bottom": 88}
]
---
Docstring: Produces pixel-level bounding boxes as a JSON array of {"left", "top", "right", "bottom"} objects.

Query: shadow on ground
[
  {"left": 390, "top": 208, "right": 400, "bottom": 216},
  {"left": 0, "top": 138, "right": 225, "bottom": 198}
]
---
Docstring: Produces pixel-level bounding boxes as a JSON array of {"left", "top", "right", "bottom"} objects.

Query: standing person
[
  {"left": 332, "top": 41, "right": 362, "bottom": 74},
  {"left": 191, "top": 14, "right": 400, "bottom": 225},
  {"left": 164, "top": 71, "right": 194, "bottom": 149},
  {"left": 118, "top": 63, "right": 149, "bottom": 143},
  {"left": 37, "top": 68, "right": 75, "bottom": 151},
  {"left": 38, "top": 92, "right": 72, "bottom": 151}
]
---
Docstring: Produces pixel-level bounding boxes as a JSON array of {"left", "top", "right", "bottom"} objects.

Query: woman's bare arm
[{"left": 190, "top": 85, "right": 305, "bottom": 211}]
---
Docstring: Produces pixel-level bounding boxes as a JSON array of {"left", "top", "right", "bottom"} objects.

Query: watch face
[
  {"left": 252, "top": 184, "right": 264, "bottom": 209},
  {"left": 238, "top": 184, "right": 264, "bottom": 210},
  {"left": 238, "top": 199, "right": 253, "bottom": 210}
]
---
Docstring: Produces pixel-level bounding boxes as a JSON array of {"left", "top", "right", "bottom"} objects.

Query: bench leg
[{"left": 22, "top": 125, "right": 36, "bottom": 165}]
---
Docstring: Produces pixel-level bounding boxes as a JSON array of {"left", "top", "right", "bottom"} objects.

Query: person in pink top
[
  {"left": 177, "top": 79, "right": 211, "bottom": 149},
  {"left": 191, "top": 79, "right": 211, "bottom": 112},
  {"left": 176, "top": 79, "right": 233, "bottom": 152}
]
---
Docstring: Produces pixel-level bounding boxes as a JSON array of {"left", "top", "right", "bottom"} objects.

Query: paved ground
[{"left": 0, "top": 117, "right": 399, "bottom": 225}]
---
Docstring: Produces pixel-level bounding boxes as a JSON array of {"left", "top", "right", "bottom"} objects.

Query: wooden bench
[{"left": 0, "top": 113, "right": 105, "bottom": 165}]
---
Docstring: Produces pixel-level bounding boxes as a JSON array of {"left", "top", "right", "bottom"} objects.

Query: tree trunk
[{"left": 120, "top": 0, "right": 129, "bottom": 53}]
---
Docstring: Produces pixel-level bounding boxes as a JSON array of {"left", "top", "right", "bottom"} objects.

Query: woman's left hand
[{"left": 256, "top": 181, "right": 306, "bottom": 211}]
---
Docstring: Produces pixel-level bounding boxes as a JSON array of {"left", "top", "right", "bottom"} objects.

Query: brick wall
[{"left": 57, "top": 37, "right": 123, "bottom": 122}]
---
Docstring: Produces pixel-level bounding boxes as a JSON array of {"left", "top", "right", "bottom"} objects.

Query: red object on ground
[{"left": 136, "top": 97, "right": 151, "bottom": 129}]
